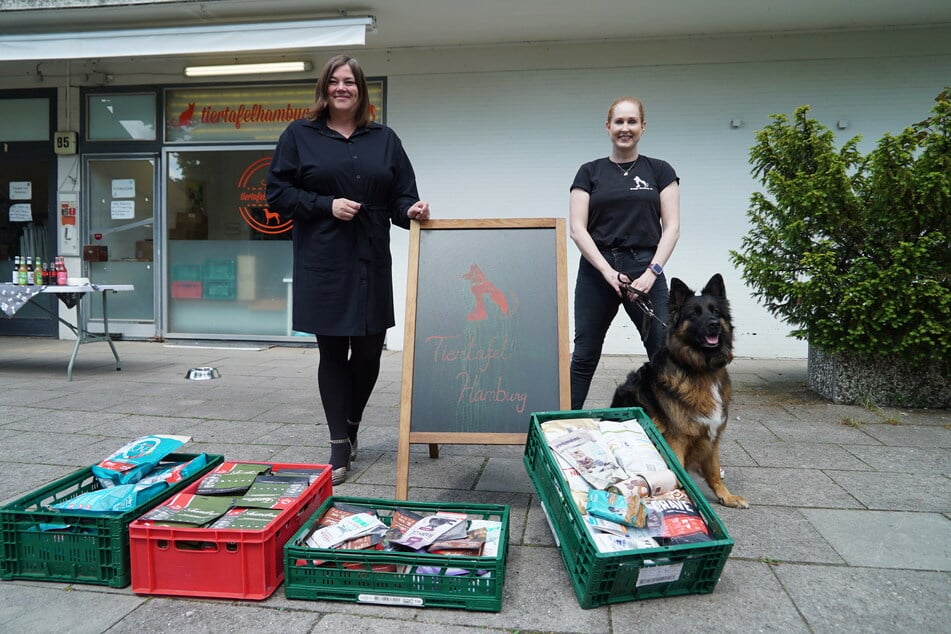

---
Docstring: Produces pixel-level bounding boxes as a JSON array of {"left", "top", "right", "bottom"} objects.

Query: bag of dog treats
[
  {"left": 644, "top": 490, "right": 711, "bottom": 545},
  {"left": 586, "top": 489, "right": 647, "bottom": 528}
]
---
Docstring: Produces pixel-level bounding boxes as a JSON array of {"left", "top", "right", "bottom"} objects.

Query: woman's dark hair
[{"left": 307, "top": 55, "right": 372, "bottom": 127}]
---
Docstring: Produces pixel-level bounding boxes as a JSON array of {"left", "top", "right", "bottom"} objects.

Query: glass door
[
  {"left": 0, "top": 155, "right": 56, "bottom": 337},
  {"left": 84, "top": 156, "right": 158, "bottom": 338}
]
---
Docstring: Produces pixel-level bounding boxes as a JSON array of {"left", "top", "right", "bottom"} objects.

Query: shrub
[{"left": 730, "top": 89, "right": 950, "bottom": 370}]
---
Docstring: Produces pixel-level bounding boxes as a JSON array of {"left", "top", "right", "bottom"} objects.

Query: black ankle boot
[{"left": 329, "top": 438, "right": 352, "bottom": 485}]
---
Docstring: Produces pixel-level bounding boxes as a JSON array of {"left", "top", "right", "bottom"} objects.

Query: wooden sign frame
[{"left": 396, "top": 218, "right": 570, "bottom": 499}]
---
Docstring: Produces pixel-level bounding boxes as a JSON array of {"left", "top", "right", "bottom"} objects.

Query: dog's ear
[
  {"left": 668, "top": 277, "right": 692, "bottom": 314},
  {"left": 702, "top": 273, "right": 727, "bottom": 300}
]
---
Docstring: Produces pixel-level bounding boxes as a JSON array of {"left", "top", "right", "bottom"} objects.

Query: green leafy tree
[{"left": 730, "top": 89, "right": 950, "bottom": 370}]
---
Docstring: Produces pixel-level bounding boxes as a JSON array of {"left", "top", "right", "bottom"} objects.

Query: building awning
[{"left": 0, "top": 16, "right": 373, "bottom": 61}]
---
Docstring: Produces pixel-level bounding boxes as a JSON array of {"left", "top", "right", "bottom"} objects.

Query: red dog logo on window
[{"left": 463, "top": 264, "right": 509, "bottom": 321}]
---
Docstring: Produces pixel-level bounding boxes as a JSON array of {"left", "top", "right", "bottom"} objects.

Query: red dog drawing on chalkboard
[{"left": 463, "top": 264, "right": 509, "bottom": 321}]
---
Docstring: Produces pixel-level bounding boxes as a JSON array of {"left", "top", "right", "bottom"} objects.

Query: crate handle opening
[{"left": 174, "top": 540, "right": 219, "bottom": 552}]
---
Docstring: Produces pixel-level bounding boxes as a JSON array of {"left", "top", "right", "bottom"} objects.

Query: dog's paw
[{"left": 718, "top": 494, "right": 749, "bottom": 509}]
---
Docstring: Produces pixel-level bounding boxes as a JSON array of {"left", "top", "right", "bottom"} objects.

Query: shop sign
[{"left": 165, "top": 80, "right": 386, "bottom": 143}]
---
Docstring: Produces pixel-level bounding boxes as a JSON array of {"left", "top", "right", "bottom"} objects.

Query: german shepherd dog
[{"left": 611, "top": 274, "right": 749, "bottom": 508}]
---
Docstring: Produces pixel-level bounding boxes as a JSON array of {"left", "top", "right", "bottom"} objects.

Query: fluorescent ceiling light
[
  {"left": 185, "top": 61, "right": 312, "bottom": 77},
  {"left": 0, "top": 17, "right": 373, "bottom": 62}
]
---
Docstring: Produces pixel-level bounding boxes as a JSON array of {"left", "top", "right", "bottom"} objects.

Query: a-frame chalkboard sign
[{"left": 396, "top": 218, "right": 569, "bottom": 499}]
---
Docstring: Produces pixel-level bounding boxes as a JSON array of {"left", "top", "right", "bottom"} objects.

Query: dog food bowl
[{"left": 185, "top": 367, "right": 221, "bottom": 380}]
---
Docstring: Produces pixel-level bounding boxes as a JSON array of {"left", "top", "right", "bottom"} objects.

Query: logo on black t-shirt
[{"left": 630, "top": 176, "right": 651, "bottom": 191}]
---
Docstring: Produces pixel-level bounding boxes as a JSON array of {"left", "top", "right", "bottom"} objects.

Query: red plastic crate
[
  {"left": 128, "top": 461, "right": 331, "bottom": 600},
  {"left": 171, "top": 281, "right": 202, "bottom": 299}
]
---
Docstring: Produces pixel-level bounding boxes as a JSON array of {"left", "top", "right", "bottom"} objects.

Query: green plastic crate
[
  {"left": 170, "top": 264, "right": 202, "bottom": 281},
  {"left": 203, "top": 259, "right": 236, "bottom": 281},
  {"left": 0, "top": 452, "right": 223, "bottom": 587},
  {"left": 284, "top": 496, "right": 509, "bottom": 612},
  {"left": 202, "top": 279, "right": 235, "bottom": 300},
  {"left": 524, "top": 408, "right": 733, "bottom": 608}
]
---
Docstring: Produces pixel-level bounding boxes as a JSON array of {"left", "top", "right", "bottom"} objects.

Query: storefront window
[
  {"left": 0, "top": 98, "right": 49, "bottom": 141},
  {"left": 165, "top": 148, "right": 295, "bottom": 338},
  {"left": 87, "top": 93, "right": 157, "bottom": 141}
]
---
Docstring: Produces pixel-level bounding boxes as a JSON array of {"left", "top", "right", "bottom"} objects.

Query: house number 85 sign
[{"left": 54, "top": 131, "right": 77, "bottom": 155}]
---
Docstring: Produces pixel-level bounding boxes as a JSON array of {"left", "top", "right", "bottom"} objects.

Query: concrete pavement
[{"left": 0, "top": 337, "right": 948, "bottom": 633}]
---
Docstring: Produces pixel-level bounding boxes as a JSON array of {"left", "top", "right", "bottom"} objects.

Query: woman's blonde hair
[
  {"left": 307, "top": 55, "right": 372, "bottom": 127},
  {"left": 607, "top": 97, "right": 646, "bottom": 123}
]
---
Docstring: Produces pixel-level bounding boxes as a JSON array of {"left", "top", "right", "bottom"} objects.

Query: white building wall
[
  {"left": 381, "top": 51, "right": 950, "bottom": 357},
  {"left": 4, "top": 27, "right": 946, "bottom": 355}
]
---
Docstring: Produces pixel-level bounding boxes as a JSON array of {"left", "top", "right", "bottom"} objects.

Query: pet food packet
[
  {"left": 608, "top": 476, "right": 651, "bottom": 499},
  {"left": 468, "top": 519, "right": 503, "bottom": 558},
  {"left": 586, "top": 489, "right": 647, "bottom": 528},
  {"left": 644, "top": 491, "right": 712, "bottom": 545},
  {"left": 50, "top": 481, "right": 167, "bottom": 514},
  {"left": 540, "top": 417, "right": 600, "bottom": 441},
  {"left": 590, "top": 529, "right": 660, "bottom": 553},
  {"left": 549, "top": 429, "right": 627, "bottom": 490},
  {"left": 305, "top": 512, "right": 386, "bottom": 549},
  {"left": 318, "top": 502, "right": 377, "bottom": 528},
  {"left": 137, "top": 453, "right": 209, "bottom": 487},
  {"left": 599, "top": 420, "right": 679, "bottom": 495},
  {"left": 390, "top": 514, "right": 465, "bottom": 550},
  {"left": 384, "top": 508, "right": 425, "bottom": 545},
  {"left": 91, "top": 434, "right": 192, "bottom": 487}
]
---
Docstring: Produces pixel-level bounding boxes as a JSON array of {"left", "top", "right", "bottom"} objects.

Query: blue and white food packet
[
  {"left": 91, "top": 434, "right": 192, "bottom": 487},
  {"left": 50, "top": 481, "right": 167, "bottom": 514}
]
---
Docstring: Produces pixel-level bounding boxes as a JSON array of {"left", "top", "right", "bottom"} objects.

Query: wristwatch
[{"left": 649, "top": 262, "right": 664, "bottom": 276}]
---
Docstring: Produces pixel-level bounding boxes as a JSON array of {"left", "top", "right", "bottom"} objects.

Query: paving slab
[
  {"left": 800, "top": 509, "right": 951, "bottom": 570},
  {"left": 774, "top": 564, "right": 951, "bottom": 632}
]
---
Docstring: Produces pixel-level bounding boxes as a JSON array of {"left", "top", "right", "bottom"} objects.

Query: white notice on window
[
  {"left": 9, "top": 203, "right": 32, "bottom": 222},
  {"left": 9, "top": 181, "right": 32, "bottom": 200},
  {"left": 111, "top": 178, "right": 136, "bottom": 198},
  {"left": 111, "top": 200, "right": 135, "bottom": 220}
]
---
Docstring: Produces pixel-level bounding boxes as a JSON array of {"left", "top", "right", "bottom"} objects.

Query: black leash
[{"left": 617, "top": 273, "right": 668, "bottom": 342}]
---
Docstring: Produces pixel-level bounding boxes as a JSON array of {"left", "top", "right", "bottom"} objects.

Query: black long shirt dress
[{"left": 266, "top": 118, "right": 421, "bottom": 336}]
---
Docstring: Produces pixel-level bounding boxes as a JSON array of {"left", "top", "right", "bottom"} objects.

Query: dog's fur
[{"left": 611, "top": 274, "right": 749, "bottom": 508}]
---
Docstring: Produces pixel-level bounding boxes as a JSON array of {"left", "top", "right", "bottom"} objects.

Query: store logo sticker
[{"left": 237, "top": 157, "right": 291, "bottom": 235}]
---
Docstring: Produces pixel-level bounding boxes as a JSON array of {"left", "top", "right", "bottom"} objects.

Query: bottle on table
[
  {"left": 56, "top": 257, "right": 68, "bottom": 286},
  {"left": 12, "top": 256, "right": 20, "bottom": 285},
  {"left": 17, "top": 256, "right": 28, "bottom": 286},
  {"left": 25, "top": 257, "right": 34, "bottom": 285},
  {"left": 34, "top": 261, "right": 44, "bottom": 286}
]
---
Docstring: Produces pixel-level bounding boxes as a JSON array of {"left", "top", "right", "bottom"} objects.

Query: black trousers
[{"left": 570, "top": 250, "right": 669, "bottom": 410}]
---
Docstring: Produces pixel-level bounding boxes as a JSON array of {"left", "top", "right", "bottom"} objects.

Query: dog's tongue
[{"left": 705, "top": 334, "right": 719, "bottom": 346}]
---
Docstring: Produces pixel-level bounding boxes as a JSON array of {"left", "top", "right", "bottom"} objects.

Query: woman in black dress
[{"left": 267, "top": 55, "right": 430, "bottom": 484}]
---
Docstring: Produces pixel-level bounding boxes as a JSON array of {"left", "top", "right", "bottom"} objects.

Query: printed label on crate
[
  {"left": 635, "top": 562, "right": 684, "bottom": 587},
  {"left": 357, "top": 594, "right": 425, "bottom": 607}
]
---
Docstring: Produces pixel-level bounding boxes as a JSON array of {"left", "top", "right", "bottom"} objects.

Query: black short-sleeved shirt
[{"left": 570, "top": 156, "right": 679, "bottom": 250}]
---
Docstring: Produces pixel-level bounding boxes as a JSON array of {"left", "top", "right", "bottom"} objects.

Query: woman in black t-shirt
[{"left": 568, "top": 97, "right": 681, "bottom": 409}]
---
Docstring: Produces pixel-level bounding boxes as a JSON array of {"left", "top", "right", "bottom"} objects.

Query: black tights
[{"left": 315, "top": 332, "right": 385, "bottom": 467}]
